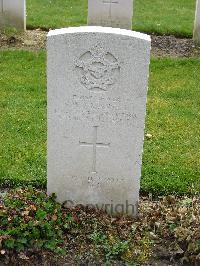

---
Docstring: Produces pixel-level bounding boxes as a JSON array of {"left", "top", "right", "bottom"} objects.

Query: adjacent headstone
[
  {"left": 47, "top": 26, "right": 151, "bottom": 216},
  {"left": 88, "top": 0, "right": 133, "bottom": 30},
  {"left": 0, "top": 0, "right": 26, "bottom": 30},
  {"left": 194, "top": 0, "right": 200, "bottom": 43}
]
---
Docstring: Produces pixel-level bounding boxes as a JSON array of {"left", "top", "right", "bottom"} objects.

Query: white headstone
[
  {"left": 194, "top": 0, "right": 200, "bottom": 43},
  {"left": 0, "top": 0, "right": 26, "bottom": 30},
  {"left": 88, "top": 0, "right": 133, "bottom": 30},
  {"left": 47, "top": 26, "right": 151, "bottom": 216}
]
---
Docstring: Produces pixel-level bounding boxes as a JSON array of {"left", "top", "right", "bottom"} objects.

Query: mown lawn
[
  {"left": 27, "top": 0, "right": 196, "bottom": 37},
  {"left": 0, "top": 51, "right": 46, "bottom": 187},
  {"left": 142, "top": 58, "right": 200, "bottom": 195},
  {"left": 0, "top": 51, "right": 199, "bottom": 195}
]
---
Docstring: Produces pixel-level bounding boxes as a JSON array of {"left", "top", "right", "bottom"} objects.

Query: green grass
[
  {"left": 0, "top": 51, "right": 199, "bottom": 195},
  {"left": 0, "top": 51, "right": 46, "bottom": 187},
  {"left": 142, "top": 58, "right": 200, "bottom": 195},
  {"left": 134, "top": 0, "right": 196, "bottom": 37},
  {"left": 27, "top": 0, "right": 196, "bottom": 37},
  {"left": 27, "top": 0, "right": 88, "bottom": 30}
]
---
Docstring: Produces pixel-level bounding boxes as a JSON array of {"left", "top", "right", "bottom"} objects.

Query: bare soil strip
[{"left": 0, "top": 30, "right": 200, "bottom": 57}]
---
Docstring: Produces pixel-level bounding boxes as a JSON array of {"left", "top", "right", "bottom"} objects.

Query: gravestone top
[
  {"left": 47, "top": 26, "right": 151, "bottom": 216},
  {"left": 88, "top": 0, "right": 133, "bottom": 30},
  {"left": 48, "top": 26, "right": 149, "bottom": 41}
]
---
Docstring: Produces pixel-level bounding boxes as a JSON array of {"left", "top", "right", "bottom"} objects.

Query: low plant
[
  {"left": 0, "top": 188, "right": 199, "bottom": 265},
  {"left": 0, "top": 187, "right": 74, "bottom": 254}
]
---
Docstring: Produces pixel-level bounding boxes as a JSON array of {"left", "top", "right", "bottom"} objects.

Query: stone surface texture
[
  {"left": 194, "top": 0, "right": 200, "bottom": 43},
  {"left": 47, "top": 26, "right": 151, "bottom": 216},
  {"left": 0, "top": 0, "right": 26, "bottom": 30},
  {"left": 88, "top": 0, "right": 133, "bottom": 30}
]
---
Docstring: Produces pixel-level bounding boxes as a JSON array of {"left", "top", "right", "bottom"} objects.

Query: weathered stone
[
  {"left": 194, "top": 0, "right": 200, "bottom": 43},
  {"left": 47, "top": 26, "right": 151, "bottom": 216},
  {"left": 88, "top": 0, "right": 133, "bottom": 30},
  {"left": 0, "top": 0, "right": 26, "bottom": 30}
]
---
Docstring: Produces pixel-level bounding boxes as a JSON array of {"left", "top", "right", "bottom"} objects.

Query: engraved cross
[
  {"left": 79, "top": 126, "right": 110, "bottom": 174},
  {"left": 103, "top": 0, "right": 119, "bottom": 19}
]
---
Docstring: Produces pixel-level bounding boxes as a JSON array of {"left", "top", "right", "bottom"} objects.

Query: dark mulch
[
  {"left": 151, "top": 35, "right": 200, "bottom": 57},
  {"left": 0, "top": 30, "right": 46, "bottom": 51},
  {"left": 0, "top": 30, "right": 200, "bottom": 57}
]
